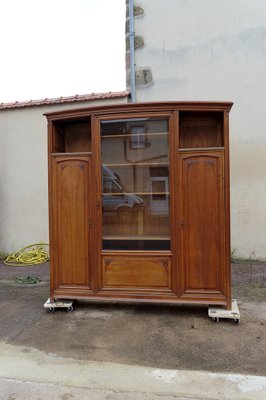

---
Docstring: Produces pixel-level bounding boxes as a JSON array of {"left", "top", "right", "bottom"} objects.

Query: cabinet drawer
[{"left": 102, "top": 255, "right": 171, "bottom": 288}]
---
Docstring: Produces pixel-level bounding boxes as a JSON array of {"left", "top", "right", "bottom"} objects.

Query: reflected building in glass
[{"left": 101, "top": 118, "right": 170, "bottom": 250}]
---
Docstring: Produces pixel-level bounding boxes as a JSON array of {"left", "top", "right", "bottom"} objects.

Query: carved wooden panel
[
  {"left": 51, "top": 156, "right": 91, "bottom": 287},
  {"left": 178, "top": 152, "right": 225, "bottom": 294},
  {"left": 102, "top": 256, "right": 171, "bottom": 288}
]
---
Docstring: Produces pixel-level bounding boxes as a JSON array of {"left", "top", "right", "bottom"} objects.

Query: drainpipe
[{"left": 129, "top": 0, "right": 136, "bottom": 102}]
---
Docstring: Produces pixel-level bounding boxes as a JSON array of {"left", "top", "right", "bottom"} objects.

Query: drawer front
[{"left": 102, "top": 255, "right": 172, "bottom": 290}]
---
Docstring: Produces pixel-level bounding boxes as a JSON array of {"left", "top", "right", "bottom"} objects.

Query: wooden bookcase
[{"left": 45, "top": 102, "right": 233, "bottom": 308}]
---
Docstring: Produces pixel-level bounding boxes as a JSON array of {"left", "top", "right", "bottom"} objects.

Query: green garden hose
[{"left": 4, "top": 243, "right": 49, "bottom": 266}]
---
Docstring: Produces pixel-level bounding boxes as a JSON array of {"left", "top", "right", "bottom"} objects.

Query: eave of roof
[{"left": 0, "top": 91, "right": 129, "bottom": 110}]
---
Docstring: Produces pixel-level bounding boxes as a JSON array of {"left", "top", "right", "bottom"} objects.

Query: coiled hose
[{"left": 4, "top": 243, "right": 49, "bottom": 266}]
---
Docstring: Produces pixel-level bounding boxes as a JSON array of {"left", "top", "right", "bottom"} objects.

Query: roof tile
[{"left": 0, "top": 91, "right": 129, "bottom": 110}]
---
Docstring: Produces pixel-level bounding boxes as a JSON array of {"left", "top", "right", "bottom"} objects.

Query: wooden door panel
[
  {"left": 52, "top": 156, "right": 91, "bottom": 288},
  {"left": 178, "top": 152, "right": 225, "bottom": 295}
]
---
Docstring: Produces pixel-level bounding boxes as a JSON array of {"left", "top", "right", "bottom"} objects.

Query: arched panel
[{"left": 178, "top": 152, "right": 225, "bottom": 295}]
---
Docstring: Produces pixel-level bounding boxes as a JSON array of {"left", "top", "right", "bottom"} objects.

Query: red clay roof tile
[{"left": 0, "top": 91, "right": 129, "bottom": 110}]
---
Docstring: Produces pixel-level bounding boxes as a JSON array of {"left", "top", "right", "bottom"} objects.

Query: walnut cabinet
[{"left": 45, "top": 102, "right": 233, "bottom": 308}]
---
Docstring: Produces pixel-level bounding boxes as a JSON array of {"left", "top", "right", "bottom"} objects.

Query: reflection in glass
[{"left": 101, "top": 118, "right": 170, "bottom": 250}]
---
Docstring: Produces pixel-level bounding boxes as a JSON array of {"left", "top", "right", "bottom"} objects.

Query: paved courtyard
[{"left": 0, "top": 261, "right": 265, "bottom": 399}]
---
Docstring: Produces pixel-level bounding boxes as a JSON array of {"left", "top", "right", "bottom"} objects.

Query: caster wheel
[
  {"left": 212, "top": 317, "right": 220, "bottom": 323},
  {"left": 48, "top": 307, "right": 55, "bottom": 313},
  {"left": 66, "top": 306, "right": 74, "bottom": 312},
  {"left": 233, "top": 319, "right": 240, "bottom": 325}
]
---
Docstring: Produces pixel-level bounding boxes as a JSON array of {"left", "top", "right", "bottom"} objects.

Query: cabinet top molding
[{"left": 44, "top": 101, "right": 233, "bottom": 121}]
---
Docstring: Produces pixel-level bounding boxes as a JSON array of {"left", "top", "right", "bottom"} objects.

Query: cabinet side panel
[
  {"left": 179, "top": 152, "right": 225, "bottom": 293},
  {"left": 52, "top": 156, "right": 91, "bottom": 287}
]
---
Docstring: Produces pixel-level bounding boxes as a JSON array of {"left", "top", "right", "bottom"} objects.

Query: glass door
[{"left": 101, "top": 117, "right": 170, "bottom": 251}]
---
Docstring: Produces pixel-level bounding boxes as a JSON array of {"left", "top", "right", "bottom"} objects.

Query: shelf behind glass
[
  {"left": 101, "top": 132, "right": 169, "bottom": 139},
  {"left": 103, "top": 235, "right": 170, "bottom": 240},
  {"left": 103, "top": 162, "right": 169, "bottom": 167},
  {"left": 102, "top": 237, "right": 170, "bottom": 251},
  {"left": 103, "top": 192, "right": 170, "bottom": 196}
]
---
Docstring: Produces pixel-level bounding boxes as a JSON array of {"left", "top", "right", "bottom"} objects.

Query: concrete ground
[
  {"left": 1, "top": 342, "right": 266, "bottom": 400},
  {"left": 0, "top": 261, "right": 265, "bottom": 399},
  {"left": 0, "top": 378, "right": 194, "bottom": 400}
]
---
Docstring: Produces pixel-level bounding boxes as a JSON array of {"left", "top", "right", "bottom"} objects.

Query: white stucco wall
[
  {"left": 134, "top": 0, "right": 266, "bottom": 259},
  {"left": 0, "top": 98, "right": 127, "bottom": 254}
]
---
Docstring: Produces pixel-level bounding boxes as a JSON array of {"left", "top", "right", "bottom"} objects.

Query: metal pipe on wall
[{"left": 129, "top": 0, "right": 136, "bottom": 102}]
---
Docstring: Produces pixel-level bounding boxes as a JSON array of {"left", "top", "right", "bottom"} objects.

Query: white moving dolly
[
  {"left": 44, "top": 298, "right": 74, "bottom": 313},
  {"left": 208, "top": 299, "right": 240, "bottom": 324}
]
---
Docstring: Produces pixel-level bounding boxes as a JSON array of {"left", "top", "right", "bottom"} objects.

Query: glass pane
[{"left": 101, "top": 118, "right": 170, "bottom": 250}]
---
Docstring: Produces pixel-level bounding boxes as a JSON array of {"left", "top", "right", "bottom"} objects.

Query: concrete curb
[{"left": 0, "top": 343, "right": 265, "bottom": 399}]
